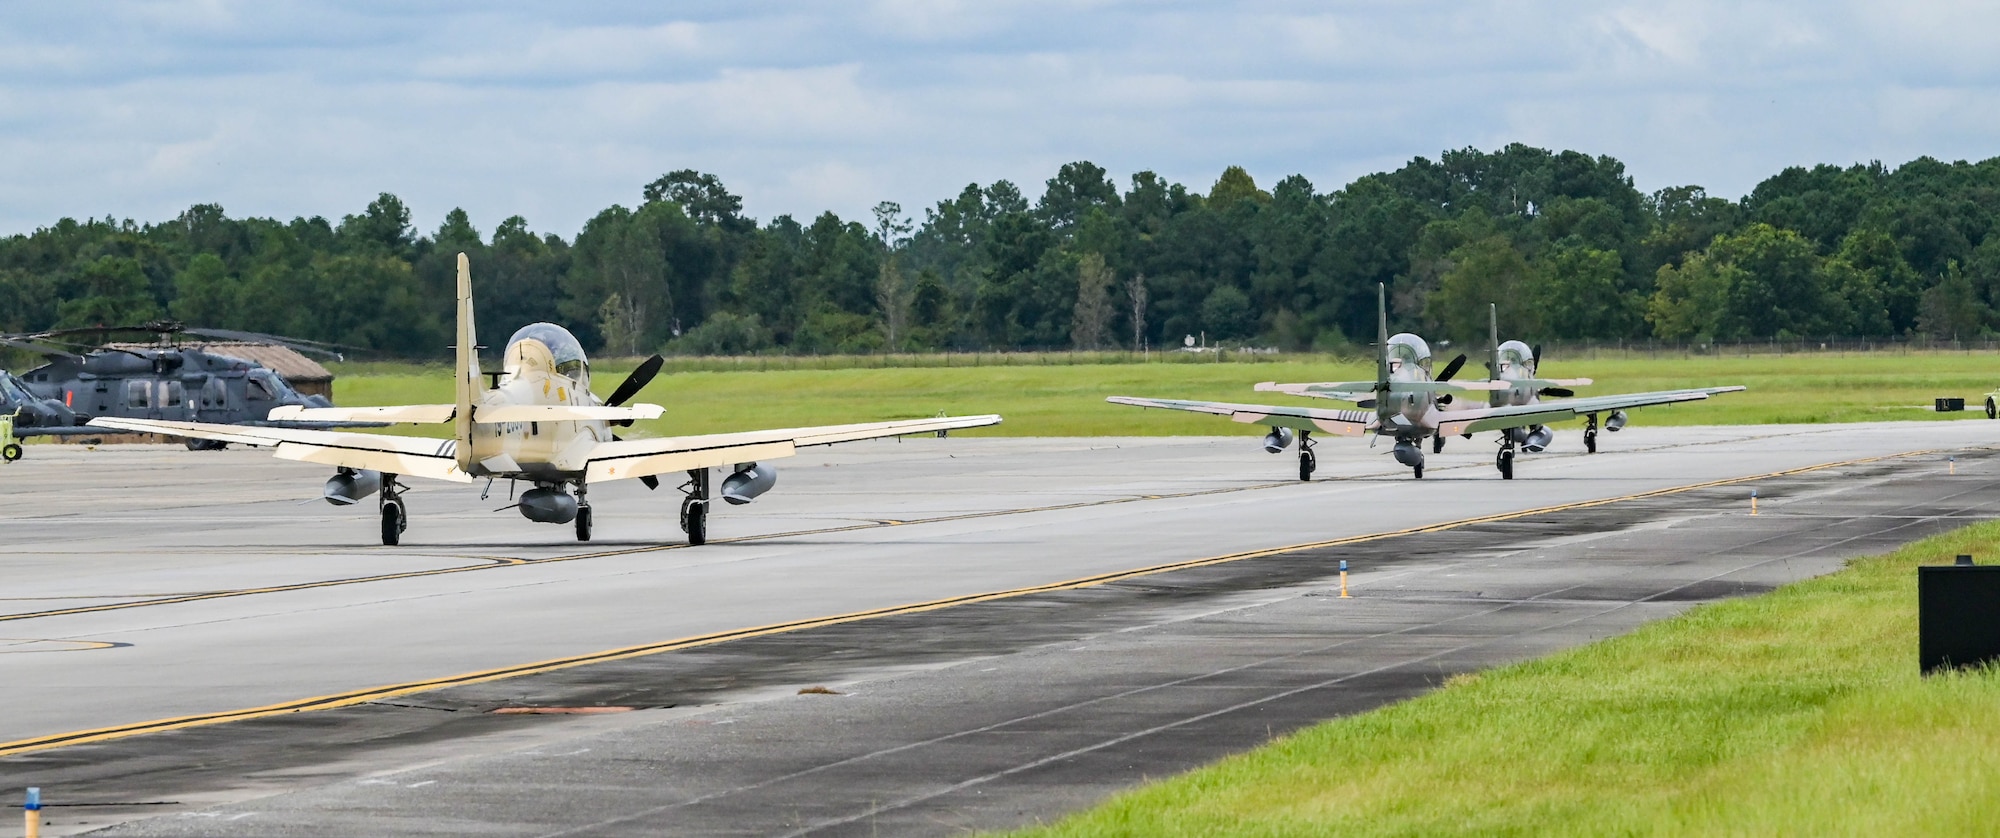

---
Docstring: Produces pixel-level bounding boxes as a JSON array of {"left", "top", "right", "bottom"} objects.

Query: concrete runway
[{"left": 0, "top": 420, "right": 1994, "bottom": 835}]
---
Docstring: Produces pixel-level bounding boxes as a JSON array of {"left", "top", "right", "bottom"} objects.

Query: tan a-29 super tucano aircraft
[
  {"left": 91, "top": 254, "right": 1001, "bottom": 545},
  {"left": 1108, "top": 285, "right": 1742, "bottom": 481}
]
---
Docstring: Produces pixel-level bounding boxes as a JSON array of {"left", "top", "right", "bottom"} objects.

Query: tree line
[{"left": 4, "top": 145, "right": 2000, "bottom": 361}]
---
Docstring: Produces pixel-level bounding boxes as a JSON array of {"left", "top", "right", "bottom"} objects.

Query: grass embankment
[
  {"left": 1009, "top": 523, "right": 2000, "bottom": 837},
  {"left": 325, "top": 351, "right": 2000, "bottom": 438}
]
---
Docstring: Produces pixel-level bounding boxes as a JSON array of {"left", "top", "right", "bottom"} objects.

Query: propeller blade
[
  {"left": 1539, "top": 387, "right": 1574, "bottom": 398},
  {"left": 606, "top": 355, "right": 664, "bottom": 407},
  {"left": 1531, "top": 343, "right": 1543, "bottom": 371},
  {"left": 640, "top": 474, "right": 659, "bottom": 490},
  {"left": 1436, "top": 353, "right": 1467, "bottom": 382},
  {"left": 1356, "top": 399, "right": 1378, "bottom": 409}
]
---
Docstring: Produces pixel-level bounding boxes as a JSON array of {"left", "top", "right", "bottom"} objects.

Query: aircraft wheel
[
  {"left": 1298, "top": 450, "right": 1316, "bottom": 482},
  {"left": 1412, "top": 464, "right": 1424, "bottom": 479},
  {"left": 380, "top": 501, "right": 405, "bottom": 546},
  {"left": 1584, "top": 430, "right": 1598, "bottom": 454},
  {"left": 1497, "top": 449, "right": 1515, "bottom": 480},
  {"left": 575, "top": 505, "right": 592, "bottom": 542},
  {"left": 1432, "top": 435, "right": 1445, "bottom": 454},
  {"left": 1, "top": 443, "right": 21, "bottom": 462},
  {"left": 683, "top": 500, "right": 708, "bottom": 546},
  {"left": 1987, "top": 397, "right": 1996, "bottom": 420}
]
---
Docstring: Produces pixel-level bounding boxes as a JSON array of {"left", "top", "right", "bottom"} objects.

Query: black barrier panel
[
  {"left": 1919, "top": 560, "right": 2000, "bottom": 675},
  {"left": 1935, "top": 398, "right": 1966, "bottom": 412}
]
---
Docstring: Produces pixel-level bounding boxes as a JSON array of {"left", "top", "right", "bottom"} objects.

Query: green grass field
[
  {"left": 1007, "top": 522, "right": 2000, "bottom": 837},
  {"left": 323, "top": 350, "right": 2000, "bottom": 438}
]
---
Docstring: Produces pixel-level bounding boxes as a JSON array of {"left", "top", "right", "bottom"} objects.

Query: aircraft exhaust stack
[
  {"left": 1524, "top": 425, "right": 1555, "bottom": 453},
  {"left": 519, "top": 486, "right": 579, "bottom": 524},
  {"left": 1262, "top": 428, "right": 1296, "bottom": 454},
  {"left": 323, "top": 468, "right": 383, "bottom": 506},
  {"left": 1606, "top": 410, "right": 1629, "bottom": 431},
  {"left": 1392, "top": 442, "right": 1424, "bottom": 469},
  {"left": 720, "top": 462, "right": 777, "bottom": 505}
]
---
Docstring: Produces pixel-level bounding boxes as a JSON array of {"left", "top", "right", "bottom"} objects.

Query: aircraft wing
[
  {"left": 267, "top": 403, "right": 667, "bottom": 424},
  {"left": 582, "top": 414, "right": 1003, "bottom": 483},
  {"left": 85, "top": 417, "right": 472, "bottom": 483},
  {"left": 1435, "top": 386, "right": 1746, "bottom": 436},
  {"left": 1106, "top": 396, "right": 1374, "bottom": 437}
]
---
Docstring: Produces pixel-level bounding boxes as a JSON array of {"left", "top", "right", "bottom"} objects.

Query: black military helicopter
[{"left": 0, "top": 322, "right": 377, "bottom": 455}]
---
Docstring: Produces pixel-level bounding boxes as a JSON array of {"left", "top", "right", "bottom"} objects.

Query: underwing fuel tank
[
  {"left": 1392, "top": 442, "right": 1424, "bottom": 469},
  {"left": 720, "top": 463, "right": 777, "bottom": 505},
  {"left": 1261, "top": 427, "right": 1295, "bottom": 453},
  {"left": 1523, "top": 425, "right": 1555, "bottom": 453},
  {"left": 518, "top": 486, "right": 579, "bottom": 523},
  {"left": 1606, "top": 410, "right": 1629, "bottom": 431},
  {"left": 323, "top": 468, "right": 383, "bottom": 506}
]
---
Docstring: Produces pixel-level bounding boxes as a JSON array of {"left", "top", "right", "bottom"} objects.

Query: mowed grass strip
[
  {"left": 326, "top": 350, "right": 2000, "bottom": 438},
  {"left": 1009, "top": 522, "right": 2000, "bottom": 837}
]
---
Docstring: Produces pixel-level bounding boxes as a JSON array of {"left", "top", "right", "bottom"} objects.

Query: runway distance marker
[{"left": 0, "top": 447, "right": 1936, "bottom": 759}]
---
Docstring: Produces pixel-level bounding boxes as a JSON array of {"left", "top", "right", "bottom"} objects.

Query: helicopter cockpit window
[
  {"left": 125, "top": 379, "right": 152, "bottom": 410},
  {"left": 247, "top": 370, "right": 280, "bottom": 401},
  {"left": 0, "top": 375, "right": 31, "bottom": 404},
  {"left": 505, "top": 323, "right": 590, "bottom": 384}
]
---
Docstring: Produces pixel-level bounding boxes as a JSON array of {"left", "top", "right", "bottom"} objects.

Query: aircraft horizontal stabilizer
[
  {"left": 1256, "top": 380, "right": 1508, "bottom": 395},
  {"left": 475, "top": 404, "right": 666, "bottom": 423},
  {"left": 268, "top": 404, "right": 457, "bottom": 424}
]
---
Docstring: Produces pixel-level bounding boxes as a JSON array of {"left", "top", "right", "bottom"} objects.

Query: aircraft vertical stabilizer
[
  {"left": 1374, "top": 282, "right": 1391, "bottom": 391},
  {"left": 453, "top": 253, "right": 480, "bottom": 473},
  {"left": 1489, "top": 303, "right": 1504, "bottom": 408}
]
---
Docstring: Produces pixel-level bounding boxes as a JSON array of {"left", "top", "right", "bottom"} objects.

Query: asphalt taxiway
[{"left": 0, "top": 420, "right": 1994, "bottom": 835}]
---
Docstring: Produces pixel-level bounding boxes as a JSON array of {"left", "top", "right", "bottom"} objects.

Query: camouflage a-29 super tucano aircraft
[
  {"left": 1108, "top": 285, "right": 1743, "bottom": 481},
  {"left": 92, "top": 254, "right": 1001, "bottom": 545}
]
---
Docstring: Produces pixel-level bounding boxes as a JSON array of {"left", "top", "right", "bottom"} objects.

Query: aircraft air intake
[
  {"left": 720, "top": 463, "right": 777, "bottom": 505},
  {"left": 1262, "top": 427, "right": 1295, "bottom": 454}
]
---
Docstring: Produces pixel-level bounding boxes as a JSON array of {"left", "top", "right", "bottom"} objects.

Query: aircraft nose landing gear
[
  {"left": 574, "top": 482, "right": 592, "bottom": 542},
  {"left": 679, "top": 467, "right": 711, "bottom": 545}
]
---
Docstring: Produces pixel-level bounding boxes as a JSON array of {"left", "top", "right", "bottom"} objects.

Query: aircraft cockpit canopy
[
  {"left": 506, "top": 323, "right": 589, "bottom": 385},
  {"left": 1386, "top": 333, "right": 1432, "bottom": 374},
  {"left": 1496, "top": 340, "right": 1535, "bottom": 376},
  {"left": 0, "top": 372, "right": 34, "bottom": 406}
]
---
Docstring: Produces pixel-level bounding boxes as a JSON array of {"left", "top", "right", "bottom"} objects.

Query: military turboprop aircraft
[
  {"left": 1109, "top": 285, "right": 1744, "bottom": 480},
  {"left": 91, "top": 254, "right": 1001, "bottom": 546}
]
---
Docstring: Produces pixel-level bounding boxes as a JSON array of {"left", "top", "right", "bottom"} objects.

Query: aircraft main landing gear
[
  {"left": 1297, "top": 430, "right": 1316, "bottom": 481},
  {"left": 574, "top": 482, "right": 592, "bottom": 542},
  {"left": 1433, "top": 434, "right": 1445, "bottom": 454},
  {"left": 1584, "top": 413, "right": 1599, "bottom": 454},
  {"left": 379, "top": 472, "right": 407, "bottom": 546},
  {"left": 1496, "top": 438, "right": 1516, "bottom": 480},
  {"left": 679, "top": 467, "right": 711, "bottom": 545}
]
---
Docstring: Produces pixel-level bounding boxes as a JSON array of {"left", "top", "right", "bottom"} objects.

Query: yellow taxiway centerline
[{"left": 0, "top": 448, "right": 1937, "bottom": 758}]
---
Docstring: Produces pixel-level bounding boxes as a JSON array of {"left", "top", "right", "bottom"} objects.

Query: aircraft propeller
[{"left": 604, "top": 354, "right": 667, "bottom": 490}]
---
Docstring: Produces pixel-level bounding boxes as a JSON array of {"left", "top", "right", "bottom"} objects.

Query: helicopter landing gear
[
  {"left": 1297, "top": 430, "right": 1316, "bottom": 481},
  {"left": 1584, "top": 413, "right": 1599, "bottom": 454},
  {"left": 1496, "top": 437, "right": 1516, "bottom": 480},
  {"left": 378, "top": 472, "right": 407, "bottom": 546},
  {"left": 679, "top": 467, "right": 710, "bottom": 546},
  {"left": 574, "top": 482, "right": 592, "bottom": 542}
]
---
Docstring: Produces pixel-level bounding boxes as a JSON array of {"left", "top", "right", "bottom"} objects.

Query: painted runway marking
[{"left": 0, "top": 448, "right": 1934, "bottom": 759}]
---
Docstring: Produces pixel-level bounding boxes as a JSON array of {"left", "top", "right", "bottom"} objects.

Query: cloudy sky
[{"left": 2, "top": 1, "right": 1996, "bottom": 238}]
